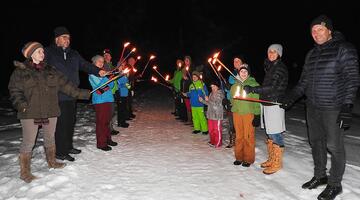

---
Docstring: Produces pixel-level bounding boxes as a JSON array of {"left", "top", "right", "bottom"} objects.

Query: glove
[
  {"left": 95, "top": 86, "right": 110, "bottom": 95},
  {"left": 243, "top": 85, "right": 257, "bottom": 94},
  {"left": 225, "top": 83, "right": 231, "bottom": 91},
  {"left": 252, "top": 115, "right": 260, "bottom": 127},
  {"left": 279, "top": 96, "right": 295, "bottom": 110},
  {"left": 337, "top": 104, "right": 353, "bottom": 130},
  {"left": 125, "top": 83, "right": 131, "bottom": 89}
]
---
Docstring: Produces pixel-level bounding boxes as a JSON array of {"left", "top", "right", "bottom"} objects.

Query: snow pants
[
  {"left": 233, "top": 113, "right": 255, "bottom": 164},
  {"left": 208, "top": 119, "right": 222, "bottom": 147},
  {"left": 94, "top": 103, "right": 112, "bottom": 148},
  {"left": 191, "top": 107, "right": 208, "bottom": 132}
]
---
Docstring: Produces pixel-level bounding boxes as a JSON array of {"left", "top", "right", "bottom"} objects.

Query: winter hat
[
  {"left": 192, "top": 70, "right": 201, "bottom": 78},
  {"left": 22, "top": 41, "right": 43, "bottom": 58},
  {"left": 210, "top": 80, "right": 220, "bottom": 88},
  {"left": 103, "top": 48, "right": 111, "bottom": 55},
  {"left": 54, "top": 26, "right": 70, "bottom": 38},
  {"left": 268, "top": 44, "right": 283, "bottom": 57},
  {"left": 238, "top": 63, "right": 251, "bottom": 74},
  {"left": 310, "top": 15, "right": 333, "bottom": 31}
]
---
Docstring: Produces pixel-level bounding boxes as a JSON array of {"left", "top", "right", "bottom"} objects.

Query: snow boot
[
  {"left": 19, "top": 152, "right": 37, "bottom": 183},
  {"left": 45, "top": 146, "right": 66, "bottom": 169},
  {"left": 260, "top": 139, "right": 274, "bottom": 168},
  {"left": 226, "top": 133, "right": 235, "bottom": 148},
  {"left": 263, "top": 144, "right": 283, "bottom": 175}
]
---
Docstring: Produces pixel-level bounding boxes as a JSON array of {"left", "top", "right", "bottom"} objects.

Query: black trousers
[
  {"left": 306, "top": 105, "right": 345, "bottom": 186},
  {"left": 55, "top": 100, "right": 76, "bottom": 155},
  {"left": 115, "top": 92, "right": 129, "bottom": 125}
]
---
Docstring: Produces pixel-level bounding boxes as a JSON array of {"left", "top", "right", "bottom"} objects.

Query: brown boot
[
  {"left": 19, "top": 152, "right": 37, "bottom": 183},
  {"left": 263, "top": 144, "right": 284, "bottom": 175},
  {"left": 45, "top": 146, "right": 66, "bottom": 169},
  {"left": 260, "top": 139, "right": 274, "bottom": 168}
]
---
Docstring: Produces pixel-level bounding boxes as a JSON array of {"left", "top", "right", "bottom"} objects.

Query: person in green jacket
[
  {"left": 230, "top": 64, "right": 260, "bottom": 167},
  {"left": 169, "top": 59, "right": 184, "bottom": 117}
]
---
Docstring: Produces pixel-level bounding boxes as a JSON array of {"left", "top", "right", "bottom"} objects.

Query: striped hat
[{"left": 22, "top": 42, "right": 43, "bottom": 58}]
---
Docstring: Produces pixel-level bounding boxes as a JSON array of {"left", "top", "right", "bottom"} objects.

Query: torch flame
[
  {"left": 123, "top": 68, "right": 131, "bottom": 74},
  {"left": 124, "top": 42, "right": 130, "bottom": 47},
  {"left": 242, "top": 89, "right": 247, "bottom": 98},
  {"left": 234, "top": 85, "right": 240, "bottom": 98},
  {"left": 208, "top": 58, "right": 212, "bottom": 63},
  {"left": 137, "top": 56, "right": 141, "bottom": 60},
  {"left": 150, "top": 55, "right": 156, "bottom": 60},
  {"left": 178, "top": 62, "right": 182, "bottom": 67},
  {"left": 213, "top": 52, "right": 220, "bottom": 59},
  {"left": 186, "top": 66, "right": 189, "bottom": 71},
  {"left": 131, "top": 48, "right": 136, "bottom": 52},
  {"left": 217, "top": 65, "right": 222, "bottom": 71},
  {"left": 133, "top": 68, "right": 137, "bottom": 72},
  {"left": 152, "top": 66, "right": 157, "bottom": 70},
  {"left": 165, "top": 75, "right": 169, "bottom": 81},
  {"left": 200, "top": 74, "right": 203, "bottom": 79}
]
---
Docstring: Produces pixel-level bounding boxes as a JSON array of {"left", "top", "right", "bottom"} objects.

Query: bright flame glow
[
  {"left": 124, "top": 42, "right": 130, "bottom": 47},
  {"left": 213, "top": 52, "right": 220, "bottom": 59},
  {"left": 200, "top": 75, "right": 203, "bottom": 79},
  {"left": 137, "top": 56, "right": 141, "bottom": 60},
  {"left": 165, "top": 75, "right": 169, "bottom": 81},
  {"left": 208, "top": 58, "right": 212, "bottom": 63},
  {"left": 150, "top": 55, "right": 156, "bottom": 60},
  {"left": 153, "top": 66, "right": 157, "bottom": 70},
  {"left": 234, "top": 86, "right": 240, "bottom": 97},
  {"left": 131, "top": 48, "right": 136, "bottom": 52},
  {"left": 123, "top": 68, "right": 131, "bottom": 74},
  {"left": 186, "top": 66, "right": 189, "bottom": 71},
  {"left": 217, "top": 65, "right": 222, "bottom": 71},
  {"left": 212, "top": 58, "right": 217, "bottom": 65},
  {"left": 133, "top": 68, "right": 137, "bottom": 72},
  {"left": 242, "top": 89, "right": 247, "bottom": 98},
  {"left": 178, "top": 62, "right": 182, "bottom": 67}
]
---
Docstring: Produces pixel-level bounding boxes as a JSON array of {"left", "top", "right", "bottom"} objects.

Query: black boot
[
  {"left": 233, "top": 160, "right": 242, "bottom": 165},
  {"left": 302, "top": 176, "right": 328, "bottom": 189},
  {"left": 317, "top": 185, "right": 342, "bottom": 200}
]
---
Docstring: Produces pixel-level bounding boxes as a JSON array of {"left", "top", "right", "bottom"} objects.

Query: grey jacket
[{"left": 202, "top": 90, "right": 225, "bottom": 120}]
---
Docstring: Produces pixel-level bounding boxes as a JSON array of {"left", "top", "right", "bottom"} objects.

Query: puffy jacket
[
  {"left": 117, "top": 76, "right": 129, "bottom": 97},
  {"left": 291, "top": 31, "right": 360, "bottom": 109},
  {"left": 45, "top": 45, "right": 100, "bottom": 101},
  {"left": 170, "top": 69, "right": 183, "bottom": 92},
  {"left": 254, "top": 59, "right": 288, "bottom": 102},
  {"left": 89, "top": 75, "right": 114, "bottom": 104},
  {"left": 8, "top": 61, "right": 90, "bottom": 119},
  {"left": 201, "top": 89, "right": 225, "bottom": 120}
]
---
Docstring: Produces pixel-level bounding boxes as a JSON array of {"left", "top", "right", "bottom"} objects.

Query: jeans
[{"left": 268, "top": 133, "right": 284, "bottom": 147}]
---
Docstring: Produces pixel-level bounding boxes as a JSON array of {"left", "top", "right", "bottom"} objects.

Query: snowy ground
[{"left": 0, "top": 84, "right": 360, "bottom": 200}]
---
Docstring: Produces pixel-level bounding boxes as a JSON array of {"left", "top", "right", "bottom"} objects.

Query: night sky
[{"left": 2, "top": 0, "right": 360, "bottom": 95}]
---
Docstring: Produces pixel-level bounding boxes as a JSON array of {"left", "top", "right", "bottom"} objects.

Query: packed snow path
[{"left": 0, "top": 84, "right": 359, "bottom": 200}]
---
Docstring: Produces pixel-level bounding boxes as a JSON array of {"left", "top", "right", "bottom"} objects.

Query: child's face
[{"left": 211, "top": 85, "right": 218, "bottom": 92}]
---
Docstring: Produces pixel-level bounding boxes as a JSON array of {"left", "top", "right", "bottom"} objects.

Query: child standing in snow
[
  {"left": 230, "top": 64, "right": 260, "bottom": 167},
  {"left": 199, "top": 81, "right": 224, "bottom": 147},
  {"left": 182, "top": 71, "right": 208, "bottom": 134}
]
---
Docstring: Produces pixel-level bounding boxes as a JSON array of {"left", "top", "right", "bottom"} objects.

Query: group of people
[
  {"left": 169, "top": 15, "right": 359, "bottom": 200},
  {"left": 8, "top": 26, "right": 137, "bottom": 183},
  {"left": 8, "top": 14, "right": 359, "bottom": 200}
]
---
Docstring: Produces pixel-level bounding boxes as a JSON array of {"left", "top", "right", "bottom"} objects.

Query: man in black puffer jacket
[
  {"left": 281, "top": 15, "right": 360, "bottom": 200},
  {"left": 45, "top": 26, "right": 107, "bottom": 162}
]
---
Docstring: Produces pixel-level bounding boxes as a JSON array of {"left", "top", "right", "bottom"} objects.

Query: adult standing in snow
[
  {"left": 8, "top": 42, "right": 90, "bottom": 183},
  {"left": 169, "top": 59, "right": 184, "bottom": 119},
  {"left": 89, "top": 55, "right": 118, "bottom": 151},
  {"left": 230, "top": 64, "right": 260, "bottom": 167},
  {"left": 243, "top": 44, "right": 288, "bottom": 174},
  {"left": 199, "top": 81, "right": 225, "bottom": 148},
  {"left": 281, "top": 15, "right": 359, "bottom": 200},
  {"left": 45, "top": 26, "right": 107, "bottom": 162}
]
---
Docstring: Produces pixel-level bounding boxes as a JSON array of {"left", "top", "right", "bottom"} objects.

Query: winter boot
[
  {"left": 226, "top": 133, "right": 235, "bottom": 148},
  {"left": 45, "top": 146, "right": 66, "bottom": 169},
  {"left": 19, "top": 152, "right": 37, "bottom": 183},
  {"left": 260, "top": 139, "right": 274, "bottom": 168},
  {"left": 263, "top": 144, "right": 284, "bottom": 175}
]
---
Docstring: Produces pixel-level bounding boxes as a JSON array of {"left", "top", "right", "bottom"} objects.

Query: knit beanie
[
  {"left": 54, "top": 26, "right": 70, "bottom": 38},
  {"left": 238, "top": 63, "right": 251, "bottom": 74},
  {"left": 310, "top": 15, "right": 333, "bottom": 31},
  {"left": 22, "top": 42, "right": 43, "bottom": 58},
  {"left": 192, "top": 70, "right": 201, "bottom": 78},
  {"left": 268, "top": 44, "right": 283, "bottom": 57}
]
